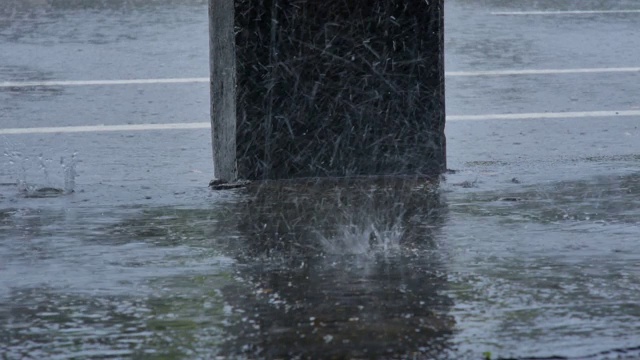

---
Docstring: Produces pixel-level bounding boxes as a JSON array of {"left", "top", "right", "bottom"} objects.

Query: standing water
[
  {"left": 2, "top": 0, "right": 640, "bottom": 358},
  {"left": 2, "top": 173, "right": 640, "bottom": 359}
]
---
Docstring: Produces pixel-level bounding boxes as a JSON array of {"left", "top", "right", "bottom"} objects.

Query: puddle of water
[
  {"left": 441, "top": 172, "right": 640, "bottom": 359},
  {"left": 1, "top": 174, "right": 639, "bottom": 359},
  {"left": 0, "top": 203, "right": 236, "bottom": 359},
  {"left": 216, "top": 178, "right": 453, "bottom": 359}
]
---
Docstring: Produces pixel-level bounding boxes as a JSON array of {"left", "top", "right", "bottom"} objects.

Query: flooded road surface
[
  {"left": 2, "top": 0, "right": 640, "bottom": 359},
  {"left": 441, "top": 173, "right": 640, "bottom": 359},
  {"left": 2, "top": 173, "right": 640, "bottom": 359}
]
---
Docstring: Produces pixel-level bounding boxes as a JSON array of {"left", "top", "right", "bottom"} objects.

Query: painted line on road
[
  {"left": 2, "top": 110, "right": 640, "bottom": 135},
  {"left": 0, "top": 77, "right": 209, "bottom": 88},
  {"left": 448, "top": 110, "right": 640, "bottom": 121},
  {"left": 492, "top": 9, "right": 640, "bottom": 16},
  {"left": 0, "top": 122, "right": 210, "bottom": 135},
  {"left": 3, "top": 66, "right": 640, "bottom": 88},
  {"left": 447, "top": 67, "right": 640, "bottom": 77}
]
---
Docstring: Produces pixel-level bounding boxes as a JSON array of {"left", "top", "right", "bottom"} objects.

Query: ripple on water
[
  {"left": 442, "top": 172, "right": 640, "bottom": 358},
  {"left": 1, "top": 173, "right": 639, "bottom": 358},
  {"left": 0, "top": 204, "right": 236, "bottom": 359}
]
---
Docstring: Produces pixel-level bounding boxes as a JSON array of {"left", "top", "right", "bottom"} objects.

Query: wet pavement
[{"left": 2, "top": 0, "right": 640, "bottom": 359}]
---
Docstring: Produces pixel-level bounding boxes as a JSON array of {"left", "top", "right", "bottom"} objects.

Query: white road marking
[
  {"left": 448, "top": 110, "right": 640, "bottom": 121},
  {"left": 0, "top": 122, "right": 210, "bottom": 135},
  {"left": 0, "top": 77, "right": 209, "bottom": 88},
  {"left": 492, "top": 9, "right": 640, "bottom": 16},
  {"left": 447, "top": 67, "right": 640, "bottom": 77},
  {"left": 3, "top": 66, "right": 640, "bottom": 88},
  {"left": 2, "top": 110, "right": 639, "bottom": 135}
]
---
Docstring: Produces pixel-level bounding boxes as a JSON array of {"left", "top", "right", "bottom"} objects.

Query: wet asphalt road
[
  {"left": 0, "top": 0, "right": 638, "bottom": 189},
  {"left": 1, "top": 0, "right": 640, "bottom": 359}
]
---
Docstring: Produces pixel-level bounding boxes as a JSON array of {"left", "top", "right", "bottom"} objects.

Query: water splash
[
  {"left": 3, "top": 149, "right": 28, "bottom": 191},
  {"left": 2, "top": 146, "right": 77, "bottom": 196},
  {"left": 38, "top": 152, "right": 51, "bottom": 184},
  {"left": 60, "top": 152, "right": 78, "bottom": 194},
  {"left": 317, "top": 215, "right": 404, "bottom": 256}
]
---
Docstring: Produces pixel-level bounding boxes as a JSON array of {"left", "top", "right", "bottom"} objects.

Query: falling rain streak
[{"left": 1, "top": 0, "right": 640, "bottom": 359}]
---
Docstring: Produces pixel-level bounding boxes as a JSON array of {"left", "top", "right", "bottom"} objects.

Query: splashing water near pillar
[{"left": 317, "top": 216, "right": 405, "bottom": 256}]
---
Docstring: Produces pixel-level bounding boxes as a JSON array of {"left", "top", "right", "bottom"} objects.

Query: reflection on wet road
[
  {"left": 2, "top": 174, "right": 640, "bottom": 358},
  {"left": 221, "top": 179, "right": 452, "bottom": 359},
  {"left": 2, "top": 0, "right": 640, "bottom": 358}
]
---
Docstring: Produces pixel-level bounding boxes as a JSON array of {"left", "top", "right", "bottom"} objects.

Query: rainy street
[{"left": 1, "top": 0, "right": 640, "bottom": 359}]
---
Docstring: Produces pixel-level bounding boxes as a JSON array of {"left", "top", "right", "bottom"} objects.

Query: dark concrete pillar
[
  {"left": 213, "top": 0, "right": 445, "bottom": 181},
  {"left": 209, "top": 0, "right": 238, "bottom": 183}
]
